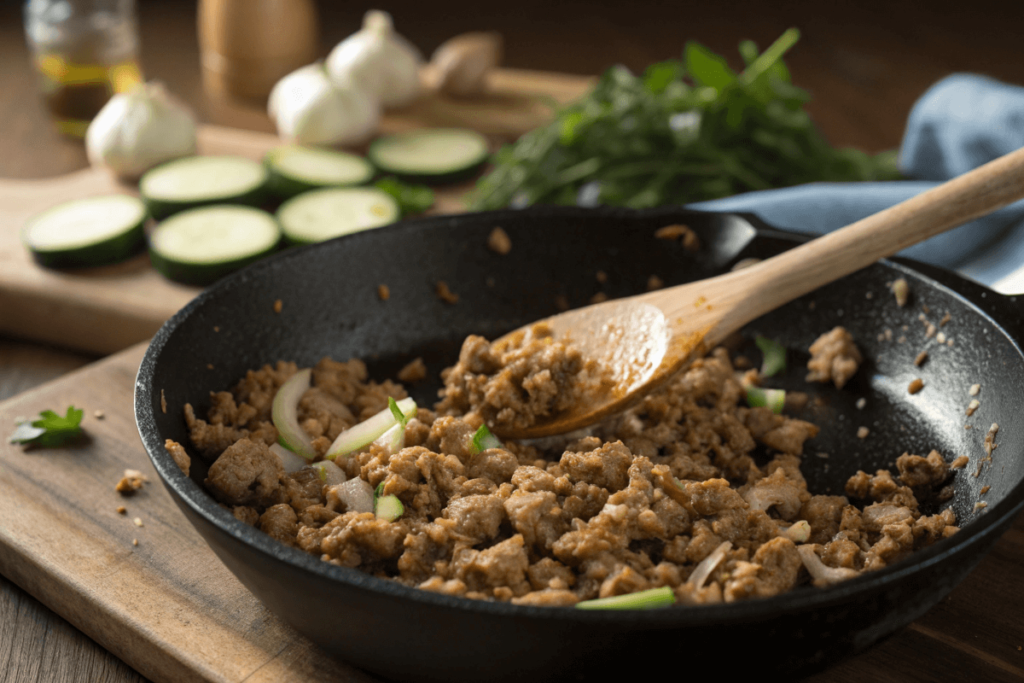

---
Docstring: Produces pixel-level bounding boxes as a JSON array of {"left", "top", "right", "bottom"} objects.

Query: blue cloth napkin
[{"left": 686, "top": 73, "right": 1024, "bottom": 290}]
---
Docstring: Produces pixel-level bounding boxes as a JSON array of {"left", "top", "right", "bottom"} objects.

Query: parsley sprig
[
  {"left": 9, "top": 406, "right": 84, "bottom": 447},
  {"left": 469, "top": 28, "right": 900, "bottom": 211}
]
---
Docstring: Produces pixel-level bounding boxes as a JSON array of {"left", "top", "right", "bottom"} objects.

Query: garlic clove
[
  {"left": 325, "top": 10, "right": 423, "bottom": 110},
  {"left": 269, "top": 63, "right": 379, "bottom": 146},
  {"left": 431, "top": 32, "right": 503, "bottom": 97},
  {"left": 85, "top": 81, "right": 197, "bottom": 180}
]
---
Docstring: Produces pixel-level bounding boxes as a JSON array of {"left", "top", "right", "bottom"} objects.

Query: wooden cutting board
[
  {"left": 0, "top": 68, "right": 593, "bottom": 356},
  {"left": 3, "top": 343, "right": 1024, "bottom": 683}
]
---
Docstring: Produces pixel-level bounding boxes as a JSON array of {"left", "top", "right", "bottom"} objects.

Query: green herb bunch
[{"left": 469, "top": 29, "right": 900, "bottom": 211}]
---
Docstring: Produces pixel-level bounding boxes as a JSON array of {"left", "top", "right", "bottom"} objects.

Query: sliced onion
[
  {"left": 269, "top": 442, "right": 311, "bottom": 473},
  {"left": 373, "top": 421, "right": 406, "bottom": 456},
  {"left": 328, "top": 478, "right": 374, "bottom": 513},
  {"left": 326, "top": 396, "right": 416, "bottom": 459},
  {"left": 797, "top": 545, "right": 859, "bottom": 585},
  {"left": 687, "top": 541, "right": 732, "bottom": 590},
  {"left": 271, "top": 368, "right": 316, "bottom": 459},
  {"left": 312, "top": 460, "right": 347, "bottom": 486}
]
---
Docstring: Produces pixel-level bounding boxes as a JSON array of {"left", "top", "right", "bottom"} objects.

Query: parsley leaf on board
[
  {"left": 8, "top": 406, "right": 84, "bottom": 447},
  {"left": 469, "top": 28, "right": 901, "bottom": 212}
]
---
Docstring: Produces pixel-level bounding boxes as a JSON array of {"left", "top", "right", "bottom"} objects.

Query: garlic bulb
[
  {"left": 431, "top": 32, "right": 503, "bottom": 97},
  {"left": 325, "top": 10, "right": 422, "bottom": 109},
  {"left": 268, "top": 63, "right": 379, "bottom": 146},
  {"left": 85, "top": 82, "right": 197, "bottom": 180}
]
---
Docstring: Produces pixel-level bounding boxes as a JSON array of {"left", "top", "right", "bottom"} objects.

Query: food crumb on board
[
  {"left": 487, "top": 227, "right": 512, "bottom": 255},
  {"left": 857, "top": 426, "right": 870, "bottom": 439},
  {"left": 950, "top": 455, "right": 970, "bottom": 469},
  {"left": 589, "top": 292, "right": 608, "bottom": 305},
  {"left": 377, "top": 284, "right": 390, "bottom": 301},
  {"left": 892, "top": 278, "right": 909, "bottom": 306},
  {"left": 969, "top": 384, "right": 981, "bottom": 396},
  {"left": 856, "top": 397, "right": 867, "bottom": 409},
  {"left": 655, "top": 224, "right": 700, "bottom": 251},
  {"left": 647, "top": 275, "right": 664, "bottom": 291},
  {"left": 133, "top": 517, "right": 144, "bottom": 527},
  {"left": 93, "top": 409, "right": 104, "bottom": 419},
  {"left": 966, "top": 399, "right": 980, "bottom": 416},
  {"left": 116, "top": 505, "right": 127, "bottom": 514},
  {"left": 273, "top": 299, "right": 283, "bottom": 314},
  {"left": 115, "top": 469, "right": 148, "bottom": 495},
  {"left": 981, "top": 485, "right": 990, "bottom": 494},
  {"left": 940, "top": 311, "right": 952, "bottom": 327},
  {"left": 436, "top": 281, "right": 459, "bottom": 304},
  {"left": 595, "top": 270, "right": 607, "bottom": 283},
  {"left": 160, "top": 390, "right": 167, "bottom": 414},
  {"left": 132, "top": 538, "right": 139, "bottom": 547},
  {"left": 914, "top": 350, "right": 928, "bottom": 367},
  {"left": 554, "top": 295, "right": 569, "bottom": 311},
  {"left": 908, "top": 378, "right": 925, "bottom": 394},
  {"left": 397, "top": 358, "right": 427, "bottom": 384}
]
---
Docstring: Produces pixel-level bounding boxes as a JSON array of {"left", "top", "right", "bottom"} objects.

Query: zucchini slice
[
  {"left": 23, "top": 194, "right": 147, "bottom": 268},
  {"left": 264, "top": 145, "right": 375, "bottom": 199},
  {"left": 148, "top": 205, "right": 281, "bottom": 286},
  {"left": 276, "top": 187, "right": 400, "bottom": 245},
  {"left": 368, "top": 128, "right": 490, "bottom": 184},
  {"left": 140, "top": 156, "right": 269, "bottom": 219}
]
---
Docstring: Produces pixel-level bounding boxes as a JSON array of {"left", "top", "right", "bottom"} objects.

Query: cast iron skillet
[{"left": 135, "top": 206, "right": 1024, "bottom": 682}]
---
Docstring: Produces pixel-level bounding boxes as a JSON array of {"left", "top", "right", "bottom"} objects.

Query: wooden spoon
[{"left": 494, "top": 145, "right": 1024, "bottom": 439}]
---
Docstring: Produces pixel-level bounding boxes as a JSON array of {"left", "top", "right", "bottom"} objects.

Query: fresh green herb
[
  {"left": 8, "top": 406, "right": 84, "bottom": 447},
  {"left": 576, "top": 586, "right": 676, "bottom": 610},
  {"left": 469, "top": 28, "right": 900, "bottom": 211},
  {"left": 388, "top": 396, "right": 409, "bottom": 428},
  {"left": 374, "top": 176, "right": 435, "bottom": 216},
  {"left": 470, "top": 424, "right": 503, "bottom": 454},
  {"left": 755, "top": 335, "right": 787, "bottom": 377},
  {"left": 746, "top": 386, "right": 786, "bottom": 414}
]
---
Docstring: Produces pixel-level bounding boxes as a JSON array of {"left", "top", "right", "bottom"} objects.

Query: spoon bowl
[{"left": 495, "top": 144, "right": 1024, "bottom": 439}]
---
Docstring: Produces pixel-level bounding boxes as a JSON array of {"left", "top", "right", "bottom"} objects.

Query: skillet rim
[{"left": 135, "top": 204, "right": 1024, "bottom": 625}]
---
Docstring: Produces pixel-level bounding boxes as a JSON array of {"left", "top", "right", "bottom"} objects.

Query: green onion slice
[
  {"left": 388, "top": 396, "right": 409, "bottom": 427},
  {"left": 576, "top": 586, "right": 675, "bottom": 610},
  {"left": 470, "top": 424, "right": 503, "bottom": 454},
  {"left": 746, "top": 386, "right": 786, "bottom": 414},
  {"left": 755, "top": 335, "right": 786, "bottom": 377}
]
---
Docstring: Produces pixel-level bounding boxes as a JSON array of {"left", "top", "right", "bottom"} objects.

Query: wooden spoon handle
[{"left": 714, "top": 144, "right": 1024, "bottom": 332}]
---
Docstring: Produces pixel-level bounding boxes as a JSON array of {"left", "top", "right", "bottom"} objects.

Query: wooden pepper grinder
[{"left": 198, "top": 0, "right": 318, "bottom": 101}]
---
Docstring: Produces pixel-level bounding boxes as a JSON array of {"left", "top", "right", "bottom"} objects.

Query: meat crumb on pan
[
  {"left": 984, "top": 423, "right": 1000, "bottom": 457},
  {"left": 855, "top": 398, "right": 867, "bottom": 410},
  {"left": 589, "top": 292, "right": 608, "bottom": 305},
  {"left": 980, "top": 485, "right": 990, "bottom": 494},
  {"left": 115, "top": 469, "right": 148, "bottom": 495},
  {"left": 436, "top": 281, "right": 459, "bottom": 304},
  {"left": 273, "top": 299, "right": 283, "bottom": 314},
  {"left": 857, "top": 427, "right": 869, "bottom": 439},
  {"left": 378, "top": 284, "right": 390, "bottom": 301},
  {"left": 183, "top": 324, "right": 960, "bottom": 607},
  {"left": 940, "top": 312, "right": 951, "bottom": 327},
  {"left": 595, "top": 270, "right": 607, "bottom": 283},
  {"left": 397, "top": 358, "right": 427, "bottom": 384},
  {"left": 950, "top": 455, "right": 969, "bottom": 469},
  {"left": 892, "top": 278, "right": 909, "bottom": 306},
  {"left": 806, "top": 327, "right": 862, "bottom": 389},
  {"left": 161, "top": 390, "right": 167, "bottom": 414},
  {"left": 966, "top": 399, "right": 980, "bottom": 416},
  {"left": 654, "top": 224, "right": 700, "bottom": 251},
  {"left": 969, "top": 384, "right": 981, "bottom": 396},
  {"left": 646, "top": 275, "right": 664, "bottom": 291},
  {"left": 914, "top": 351, "right": 928, "bottom": 367},
  {"left": 487, "top": 227, "right": 512, "bottom": 255},
  {"left": 165, "top": 439, "right": 191, "bottom": 476},
  {"left": 908, "top": 378, "right": 925, "bottom": 394}
]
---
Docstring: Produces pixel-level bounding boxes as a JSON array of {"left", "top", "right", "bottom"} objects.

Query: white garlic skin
[
  {"left": 268, "top": 63, "right": 380, "bottom": 146},
  {"left": 85, "top": 82, "right": 197, "bottom": 180},
  {"left": 325, "top": 10, "right": 422, "bottom": 110}
]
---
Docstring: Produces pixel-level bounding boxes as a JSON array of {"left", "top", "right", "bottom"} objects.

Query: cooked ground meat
[
  {"left": 806, "top": 326, "right": 862, "bottom": 389},
  {"left": 187, "top": 329, "right": 958, "bottom": 607}
]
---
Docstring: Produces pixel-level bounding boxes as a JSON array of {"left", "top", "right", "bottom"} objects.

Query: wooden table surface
[{"left": 3, "top": 0, "right": 1024, "bottom": 681}]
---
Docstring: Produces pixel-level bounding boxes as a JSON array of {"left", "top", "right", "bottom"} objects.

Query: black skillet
[{"left": 135, "top": 206, "right": 1024, "bottom": 682}]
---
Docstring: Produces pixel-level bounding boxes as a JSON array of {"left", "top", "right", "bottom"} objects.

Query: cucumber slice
[
  {"left": 276, "top": 187, "right": 400, "bottom": 245},
  {"left": 148, "top": 205, "right": 281, "bottom": 286},
  {"left": 22, "top": 194, "right": 147, "bottom": 268},
  {"left": 368, "top": 128, "right": 490, "bottom": 184},
  {"left": 264, "top": 145, "right": 375, "bottom": 199},
  {"left": 140, "top": 156, "right": 269, "bottom": 219}
]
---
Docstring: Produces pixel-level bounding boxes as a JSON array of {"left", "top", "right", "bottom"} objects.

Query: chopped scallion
[
  {"left": 470, "top": 424, "right": 503, "bottom": 453},
  {"left": 755, "top": 335, "right": 786, "bottom": 377},
  {"left": 388, "top": 396, "right": 409, "bottom": 428},
  {"left": 746, "top": 386, "right": 786, "bottom": 414},
  {"left": 575, "top": 586, "right": 675, "bottom": 610}
]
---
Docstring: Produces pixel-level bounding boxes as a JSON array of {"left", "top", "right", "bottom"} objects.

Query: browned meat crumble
[
  {"left": 806, "top": 326, "right": 862, "bottom": 389},
  {"left": 184, "top": 330, "right": 958, "bottom": 607}
]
